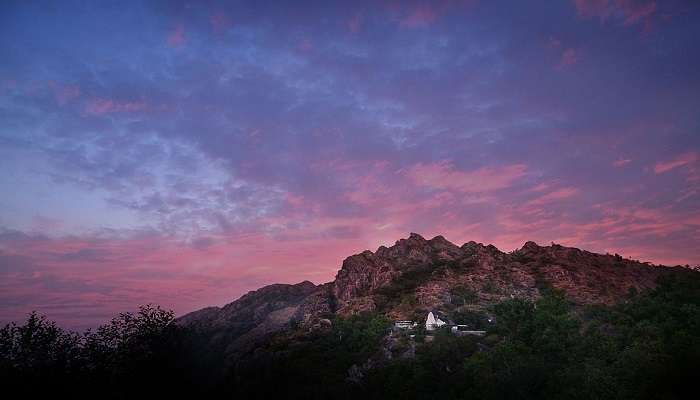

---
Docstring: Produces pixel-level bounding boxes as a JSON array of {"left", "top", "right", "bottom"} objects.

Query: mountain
[
  {"left": 177, "top": 280, "right": 318, "bottom": 357},
  {"left": 178, "top": 233, "right": 689, "bottom": 359}
]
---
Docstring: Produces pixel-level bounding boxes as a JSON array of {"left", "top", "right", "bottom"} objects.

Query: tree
[{"left": 0, "top": 312, "right": 82, "bottom": 394}]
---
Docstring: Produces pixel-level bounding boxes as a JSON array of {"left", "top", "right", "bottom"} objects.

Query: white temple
[{"left": 425, "top": 311, "right": 446, "bottom": 331}]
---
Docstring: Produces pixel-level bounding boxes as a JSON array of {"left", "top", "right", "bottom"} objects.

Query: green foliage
[
  {"left": 462, "top": 272, "right": 700, "bottom": 400},
  {"left": 332, "top": 312, "right": 391, "bottom": 359},
  {"left": 362, "top": 273, "right": 700, "bottom": 399},
  {"left": 361, "top": 330, "right": 478, "bottom": 400},
  {"left": 449, "top": 309, "right": 490, "bottom": 329},
  {"left": 227, "top": 312, "right": 391, "bottom": 399},
  {"left": 482, "top": 279, "right": 499, "bottom": 294}
]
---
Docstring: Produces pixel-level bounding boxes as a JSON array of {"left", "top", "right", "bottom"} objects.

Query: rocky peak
[
  {"left": 395, "top": 232, "right": 428, "bottom": 250},
  {"left": 333, "top": 233, "right": 467, "bottom": 309},
  {"left": 428, "top": 234, "right": 451, "bottom": 246},
  {"left": 384, "top": 232, "right": 433, "bottom": 261},
  {"left": 460, "top": 241, "right": 502, "bottom": 260},
  {"left": 177, "top": 233, "right": 696, "bottom": 359},
  {"left": 521, "top": 241, "right": 542, "bottom": 253},
  {"left": 428, "top": 235, "right": 460, "bottom": 251},
  {"left": 334, "top": 234, "right": 422, "bottom": 304},
  {"left": 408, "top": 232, "right": 426, "bottom": 241},
  {"left": 374, "top": 233, "right": 463, "bottom": 264},
  {"left": 295, "top": 280, "right": 319, "bottom": 292},
  {"left": 460, "top": 240, "right": 481, "bottom": 252},
  {"left": 333, "top": 249, "right": 393, "bottom": 302},
  {"left": 428, "top": 235, "right": 464, "bottom": 261}
]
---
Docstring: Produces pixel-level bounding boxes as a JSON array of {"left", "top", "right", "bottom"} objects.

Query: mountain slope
[
  {"left": 178, "top": 233, "right": 689, "bottom": 355},
  {"left": 177, "top": 280, "right": 319, "bottom": 356}
]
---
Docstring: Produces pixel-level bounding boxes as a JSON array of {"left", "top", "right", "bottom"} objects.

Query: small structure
[
  {"left": 394, "top": 320, "right": 417, "bottom": 330},
  {"left": 425, "top": 311, "right": 447, "bottom": 331},
  {"left": 451, "top": 325, "right": 486, "bottom": 336}
]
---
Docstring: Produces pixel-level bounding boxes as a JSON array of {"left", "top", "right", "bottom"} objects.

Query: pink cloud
[
  {"left": 574, "top": 0, "right": 657, "bottom": 30},
  {"left": 574, "top": 0, "right": 615, "bottom": 19},
  {"left": 86, "top": 98, "right": 115, "bottom": 115},
  {"left": 285, "top": 193, "right": 305, "bottom": 207},
  {"left": 390, "top": 0, "right": 473, "bottom": 29},
  {"left": 613, "top": 158, "right": 632, "bottom": 167},
  {"left": 577, "top": 205, "right": 682, "bottom": 239},
  {"left": 492, "top": 198, "right": 700, "bottom": 267},
  {"left": 528, "top": 181, "right": 561, "bottom": 193},
  {"left": 653, "top": 152, "right": 698, "bottom": 174},
  {"left": 618, "top": 0, "right": 657, "bottom": 26},
  {"left": 168, "top": 23, "right": 186, "bottom": 47},
  {"left": 405, "top": 162, "right": 527, "bottom": 193},
  {"left": 84, "top": 98, "right": 147, "bottom": 115},
  {"left": 526, "top": 187, "right": 580, "bottom": 206}
]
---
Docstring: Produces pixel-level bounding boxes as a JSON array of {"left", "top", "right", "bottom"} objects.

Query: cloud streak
[
  {"left": 654, "top": 152, "right": 698, "bottom": 174},
  {"left": 405, "top": 162, "right": 528, "bottom": 194}
]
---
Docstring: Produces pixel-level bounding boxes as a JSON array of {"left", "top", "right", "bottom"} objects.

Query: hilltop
[{"left": 178, "top": 233, "right": 687, "bottom": 356}]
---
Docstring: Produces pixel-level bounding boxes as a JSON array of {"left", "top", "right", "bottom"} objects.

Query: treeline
[
  {"left": 0, "top": 305, "right": 196, "bottom": 398},
  {"left": 2, "top": 272, "right": 699, "bottom": 399}
]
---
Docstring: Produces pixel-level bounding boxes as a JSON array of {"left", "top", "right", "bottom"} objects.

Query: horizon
[
  {"left": 1, "top": 0, "right": 699, "bottom": 331},
  {"left": 4, "top": 231, "right": 689, "bottom": 332}
]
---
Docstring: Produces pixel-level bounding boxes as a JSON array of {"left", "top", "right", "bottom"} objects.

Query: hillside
[{"left": 178, "top": 233, "right": 685, "bottom": 356}]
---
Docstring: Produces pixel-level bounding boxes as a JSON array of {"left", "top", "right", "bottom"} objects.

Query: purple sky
[{"left": 1, "top": 0, "right": 699, "bottom": 330}]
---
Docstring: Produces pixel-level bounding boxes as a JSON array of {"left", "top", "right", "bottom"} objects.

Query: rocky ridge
[{"left": 178, "top": 233, "right": 688, "bottom": 354}]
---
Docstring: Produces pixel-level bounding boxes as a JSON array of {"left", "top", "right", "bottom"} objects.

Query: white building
[
  {"left": 425, "top": 311, "right": 446, "bottom": 331},
  {"left": 451, "top": 325, "right": 486, "bottom": 336},
  {"left": 394, "top": 320, "right": 417, "bottom": 330}
]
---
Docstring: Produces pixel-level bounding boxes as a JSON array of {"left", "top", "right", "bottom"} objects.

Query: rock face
[
  {"left": 178, "top": 233, "right": 692, "bottom": 356},
  {"left": 333, "top": 234, "right": 462, "bottom": 301},
  {"left": 330, "top": 234, "right": 685, "bottom": 321}
]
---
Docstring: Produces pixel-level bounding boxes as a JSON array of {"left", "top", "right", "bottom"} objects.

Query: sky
[{"left": 1, "top": 0, "right": 699, "bottom": 330}]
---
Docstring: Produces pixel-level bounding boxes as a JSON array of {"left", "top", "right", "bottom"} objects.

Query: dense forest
[{"left": 2, "top": 271, "right": 698, "bottom": 399}]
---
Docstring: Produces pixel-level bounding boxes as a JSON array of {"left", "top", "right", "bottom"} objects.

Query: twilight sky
[{"left": 1, "top": 0, "right": 699, "bottom": 330}]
